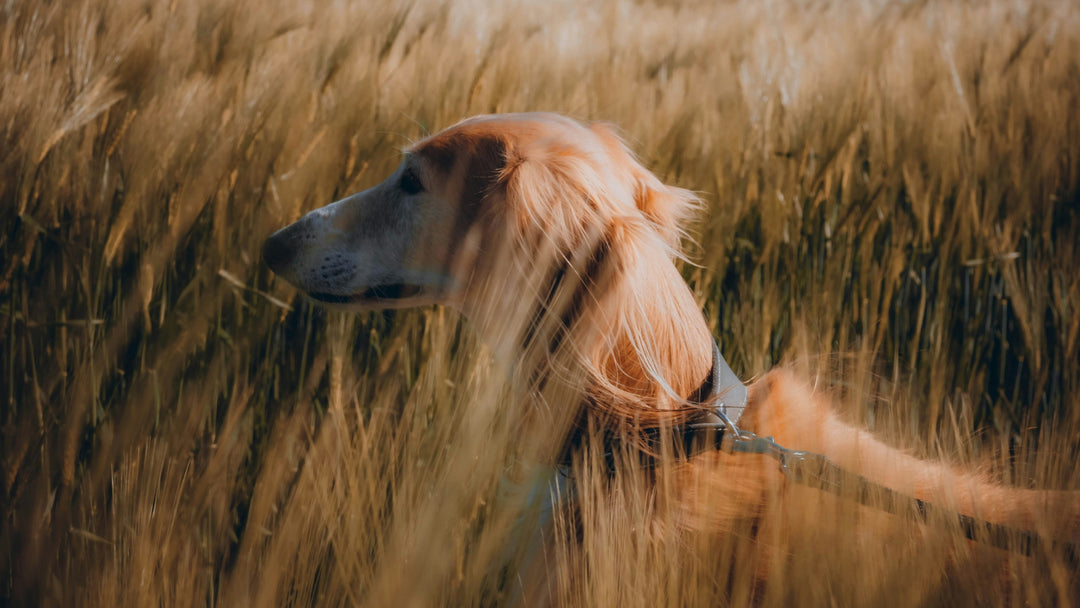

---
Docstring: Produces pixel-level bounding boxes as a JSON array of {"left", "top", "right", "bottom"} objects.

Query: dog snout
[{"left": 262, "top": 228, "right": 298, "bottom": 275}]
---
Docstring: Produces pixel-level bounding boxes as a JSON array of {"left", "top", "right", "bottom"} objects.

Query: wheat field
[{"left": 2, "top": 0, "right": 1079, "bottom": 605}]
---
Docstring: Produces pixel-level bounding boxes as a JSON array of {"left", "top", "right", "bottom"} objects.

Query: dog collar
[
  {"left": 603, "top": 338, "right": 746, "bottom": 464},
  {"left": 689, "top": 339, "right": 747, "bottom": 425}
]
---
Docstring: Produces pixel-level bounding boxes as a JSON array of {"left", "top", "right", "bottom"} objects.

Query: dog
[{"left": 263, "top": 112, "right": 1077, "bottom": 591}]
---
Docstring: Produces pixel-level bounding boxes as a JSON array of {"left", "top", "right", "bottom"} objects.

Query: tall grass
[{"left": 2, "top": 0, "right": 1078, "bottom": 605}]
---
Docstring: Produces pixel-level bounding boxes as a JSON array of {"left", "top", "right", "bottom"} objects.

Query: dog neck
[
  {"left": 586, "top": 249, "right": 716, "bottom": 427},
  {"left": 477, "top": 228, "right": 716, "bottom": 431}
]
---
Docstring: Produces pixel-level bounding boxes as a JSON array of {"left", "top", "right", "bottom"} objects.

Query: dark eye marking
[{"left": 400, "top": 169, "right": 424, "bottom": 195}]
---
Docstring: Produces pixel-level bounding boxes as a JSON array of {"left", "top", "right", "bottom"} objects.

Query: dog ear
[{"left": 590, "top": 123, "right": 701, "bottom": 250}]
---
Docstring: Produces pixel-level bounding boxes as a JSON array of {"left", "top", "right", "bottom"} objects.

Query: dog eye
[{"left": 400, "top": 170, "right": 424, "bottom": 195}]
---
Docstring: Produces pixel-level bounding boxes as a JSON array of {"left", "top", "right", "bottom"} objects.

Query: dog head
[{"left": 262, "top": 113, "right": 699, "bottom": 317}]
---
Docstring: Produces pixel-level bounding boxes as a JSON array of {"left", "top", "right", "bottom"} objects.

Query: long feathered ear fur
[
  {"left": 483, "top": 116, "right": 711, "bottom": 428},
  {"left": 491, "top": 117, "right": 701, "bottom": 257},
  {"left": 588, "top": 122, "right": 702, "bottom": 254}
]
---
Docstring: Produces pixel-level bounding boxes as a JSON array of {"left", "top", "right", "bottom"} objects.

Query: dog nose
[{"left": 262, "top": 230, "right": 296, "bottom": 274}]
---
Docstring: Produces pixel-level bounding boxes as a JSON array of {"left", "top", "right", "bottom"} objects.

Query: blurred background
[{"left": 2, "top": 0, "right": 1078, "bottom": 605}]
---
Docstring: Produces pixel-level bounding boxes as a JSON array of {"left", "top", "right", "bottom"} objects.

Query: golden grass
[{"left": 2, "top": 0, "right": 1079, "bottom": 605}]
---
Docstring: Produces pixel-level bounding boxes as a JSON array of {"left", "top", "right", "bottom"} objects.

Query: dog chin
[{"left": 306, "top": 284, "right": 446, "bottom": 310}]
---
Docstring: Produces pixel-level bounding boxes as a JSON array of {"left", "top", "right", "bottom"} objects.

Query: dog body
[{"left": 264, "top": 113, "right": 1077, "bottom": 590}]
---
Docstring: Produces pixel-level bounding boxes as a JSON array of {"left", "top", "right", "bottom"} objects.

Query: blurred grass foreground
[{"left": 2, "top": 0, "right": 1079, "bottom": 605}]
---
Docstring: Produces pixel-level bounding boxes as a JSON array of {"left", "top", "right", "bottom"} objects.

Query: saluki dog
[{"left": 263, "top": 112, "right": 1077, "bottom": 589}]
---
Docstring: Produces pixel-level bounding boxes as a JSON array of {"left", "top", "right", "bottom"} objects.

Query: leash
[{"left": 677, "top": 339, "right": 1079, "bottom": 564}]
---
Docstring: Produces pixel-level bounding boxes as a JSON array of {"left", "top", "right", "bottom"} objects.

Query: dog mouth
[{"left": 308, "top": 283, "right": 427, "bottom": 304}]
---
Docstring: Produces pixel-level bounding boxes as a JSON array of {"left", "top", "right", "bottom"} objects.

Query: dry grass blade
[{"left": 1, "top": 0, "right": 1078, "bottom": 606}]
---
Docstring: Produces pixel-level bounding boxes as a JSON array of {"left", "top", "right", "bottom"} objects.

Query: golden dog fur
[{"left": 264, "top": 113, "right": 1078, "bottom": 589}]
